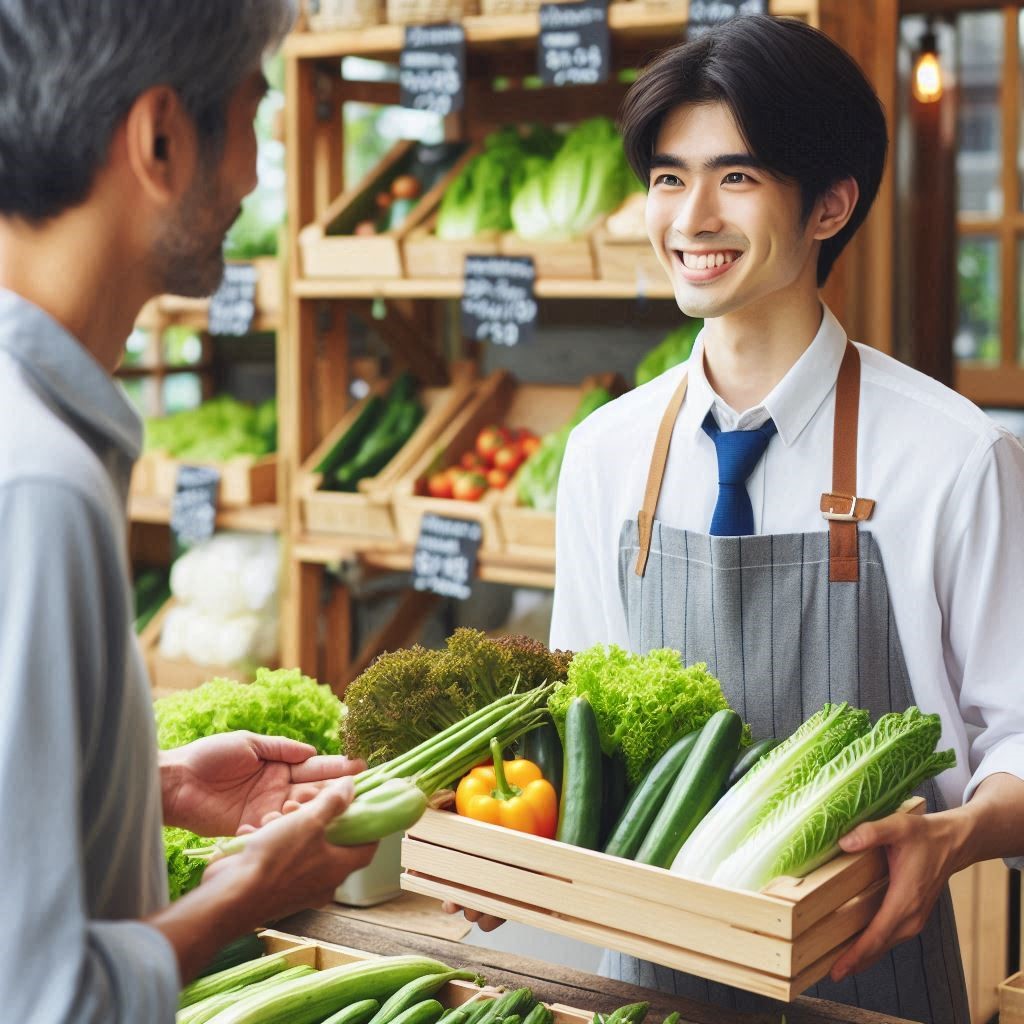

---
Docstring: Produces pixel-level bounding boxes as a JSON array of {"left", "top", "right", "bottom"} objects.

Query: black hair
[{"left": 619, "top": 14, "right": 888, "bottom": 286}]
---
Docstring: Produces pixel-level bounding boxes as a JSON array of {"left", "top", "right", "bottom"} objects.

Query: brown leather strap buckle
[{"left": 820, "top": 492, "right": 875, "bottom": 523}]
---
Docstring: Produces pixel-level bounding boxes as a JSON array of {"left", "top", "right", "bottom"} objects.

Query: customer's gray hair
[{"left": 0, "top": 0, "right": 296, "bottom": 221}]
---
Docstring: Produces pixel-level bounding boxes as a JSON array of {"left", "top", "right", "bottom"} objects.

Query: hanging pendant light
[{"left": 913, "top": 21, "right": 943, "bottom": 103}]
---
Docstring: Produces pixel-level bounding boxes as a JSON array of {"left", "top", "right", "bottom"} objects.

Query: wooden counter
[{"left": 277, "top": 905, "right": 919, "bottom": 1024}]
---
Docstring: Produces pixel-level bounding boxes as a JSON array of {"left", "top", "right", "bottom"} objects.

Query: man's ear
[
  {"left": 812, "top": 177, "right": 860, "bottom": 242},
  {"left": 123, "top": 86, "right": 196, "bottom": 206}
]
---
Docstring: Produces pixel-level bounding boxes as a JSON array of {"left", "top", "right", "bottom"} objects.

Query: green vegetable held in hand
[
  {"left": 164, "top": 826, "right": 217, "bottom": 901},
  {"left": 548, "top": 644, "right": 740, "bottom": 787},
  {"left": 671, "top": 702, "right": 870, "bottom": 880},
  {"left": 710, "top": 707, "right": 955, "bottom": 891}
]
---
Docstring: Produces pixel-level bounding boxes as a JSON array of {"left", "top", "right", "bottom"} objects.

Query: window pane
[
  {"left": 957, "top": 11, "right": 1003, "bottom": 215},
  {"left": 955, "top": 236, "right": 1001, "bottom": 365}
]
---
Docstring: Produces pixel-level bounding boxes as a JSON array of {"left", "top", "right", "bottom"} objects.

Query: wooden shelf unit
[
  {"left": 129, "top": 496, "right": 282, "bottom": 533},
  {"left": 280, "top": 0, "right": 897, "bottom": 690}
]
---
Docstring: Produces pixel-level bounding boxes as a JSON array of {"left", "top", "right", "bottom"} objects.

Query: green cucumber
[
  {"left": 726, "top": 737, "right": 780, "bottom": 789},
  {"left": 321, "top": 999, "right": 383, "bottom": 1024},
  {"left": 634, "top": 710, "right": 743, "bottom": 869},
  {"left": 476, "top": 988, "right": 535, "bottom": 1024},
  {"left": 179, "top": 950, "right": 294, "bottom": 1009},
  {"left": 324, "top": 779, "right": 428, "bottom": 846},
  {"left": 460, "top": 999, "right": 495, "bottom": 1024},
  {"left": 316, "top": 395, "right": 385, "bottom": 477},
  {"left": 180, "top": 966, "right": 316, "bottom": 1024},
  {"left": 368, "top": 968, "right": 481, "bottom": 1024},
  {"left": 555, "top": 698, "right": 603, "bottom": 850},
  {"left": 522, "top": 1005, "right": 553, "bottom": 1024},
  {"left": 383, "top": 999, "right": 445, "bottom": 1024},
  {"left": 602, "top": 730, "right": 700, "bottom": 860},
  {"left": 195, "top": 931, "right": 265, "bottom": 980},
  {"left": 501, "top": 1016, "right": 522, "bottom": 1024},
  {"left": 599, "top": 752, "right": 629, "bottom": 848},
  {"left": 521, "top": 719, "right": 563, "bottom": 800}
]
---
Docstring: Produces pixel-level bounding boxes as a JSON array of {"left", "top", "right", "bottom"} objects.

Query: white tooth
[
  {"left": 715, "top": 253, "right": 724, "bottom": 268},
  {"left": 698, "top": 254, "right": 709, "bottom": 270}
]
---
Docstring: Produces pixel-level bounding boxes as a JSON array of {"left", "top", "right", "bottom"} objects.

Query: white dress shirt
[{"left": 551, "top": 304, "right": 1024, "bottom": 859}]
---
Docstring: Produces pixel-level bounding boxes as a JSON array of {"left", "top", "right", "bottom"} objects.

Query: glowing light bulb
[{"left": 913, "top": 50, "right": 943, "bottom": 103}]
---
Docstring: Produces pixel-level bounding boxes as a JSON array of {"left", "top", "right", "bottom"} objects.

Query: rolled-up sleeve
[
  {"left": 935, "top": 432, "right": 1024, "bottom": 870},
  {"left": 0, "top": 481, "right": 179, "bottom": 1021}
]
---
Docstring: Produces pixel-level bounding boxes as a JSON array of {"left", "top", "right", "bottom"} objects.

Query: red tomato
[
  {"left": 486, "top": 467, "right": 510, "bottom": 490},
  {"left": 460, "top": 451, "right": 486, "bottom": 471},
  {"left": 475, "top": 426, "right": 506, "bottom": 466},
  {"left": 493, "top": 444, "right": 524, "bottom": 474},
  {"left": 520, "top": 435, "right": 541, "bottom": 457},
  {"left": 427, "top": 472, "right": 454, "bottom": 499},
  {"left": 452, "top": 472, "right": 489, "bottom": 502}
]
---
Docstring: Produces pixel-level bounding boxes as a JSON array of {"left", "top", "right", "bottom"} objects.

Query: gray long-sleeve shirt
[{"left": 0, "top": 290, "right": 179, "bottom": 1021}]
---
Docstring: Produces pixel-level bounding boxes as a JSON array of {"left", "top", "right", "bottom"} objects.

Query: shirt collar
[
  {"left": 678, "top": 303, "right": 848, "bottom": 446},
  {"left": 0, "top": 288, "right": 142, "bottom": 461}
]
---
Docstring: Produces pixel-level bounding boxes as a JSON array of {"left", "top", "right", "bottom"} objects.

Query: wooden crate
[
  {"left": 392, "top": 372, "right": 588, "bottom": 553},
  {"left": 299, "top": 142, "right": 473, "bottom": 280},
  {"left": 130, "top": 451, "right": 162, "bottom": 500},
  {"left": 1001, "top": 972, "right": 1024, "bottom": 1024},
  {"left": 401, "top": 797, "right": 925, "bottom": 1003},
  {"left": 386, "top": 0, "right": 478, "bottom": 24},
  {"left": 149, "top": 453, "right": 277, "bottom": 508},
  {"left": 307, "top": 0, "right": 383, "bottom": 30},
  {"left": 252, "top": 929, "right": 594, "bottom": 1024},
  {"left": 298, "top": 375, "right": 477, "bottom": 540},
  {"left": 496, "top": 373, "right": 626, "bottom": 559},
  {"left": 592, "top": 218, "right": 669, "bottom": 291},
  {"left": 403, "top": 212, "right": 501, "bottom": 279},
  {"left": 500, "top": 232, "right": 595, "bottom": 280}
]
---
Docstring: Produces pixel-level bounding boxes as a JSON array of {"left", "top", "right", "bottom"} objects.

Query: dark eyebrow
[{"left": 649, "top": 152, "right": 768, "bottom": 173}]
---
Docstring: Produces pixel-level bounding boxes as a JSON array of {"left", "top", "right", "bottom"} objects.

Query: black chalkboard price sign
[
  {"left": 461, "top": 255, "right": 538, "bottom": 348},
  {"left": 208, "top": 262, "right": 259, "bottom": 337},
  {"left": 537, "top": 0, "right": 610, "bottom": 88},
  {"left": 412, "top": 514, "right": 482, "bottom": 601},
  {"left": 171, "top": 465, "right": 221, "bottom": 548},
  {"left": 687, "top": 0, "right": 766, "bottom": 38},
  {"left": 399, "top": 24, "right": 466, "bottom": 116}
]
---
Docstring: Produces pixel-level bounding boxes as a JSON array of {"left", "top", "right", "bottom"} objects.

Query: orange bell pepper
[{"left": 455, "top": 737, "right": 558, "bottom": 839}]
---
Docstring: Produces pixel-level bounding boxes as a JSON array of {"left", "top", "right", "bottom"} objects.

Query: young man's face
[
  {"left": 645, "top": 101, "right": 818, "bottom": 321},
  {"left": 152, "top": 69, "right": 267, "bottom": 298}
]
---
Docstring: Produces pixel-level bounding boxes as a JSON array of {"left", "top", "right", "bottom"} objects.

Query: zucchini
[
  {"left": 179, "top": 950, "right": 293, "bottom": 1009},
  {"left": 383, "top": 999, "right": 445, "bottom": 1024},
  {"left": 322, "top": 999, "right": 383, "bottom": 1024},
  {"left": 726, "top": 737, "right": 780, "bottom": 789},
  {"left": 316, "top": 395, "right": 385, "bottom": 477},
  {"left": 634, "top": 710, "right": 743, "bottom": 869},
  {"left": 602, "top": 731, "right": 700, "bottom": 860},
  {"left": 599, "top": 752, "right": 629, "bottom": 848},
  {"left": 521, "top": 719, "right": 563, "bottom": 800},
  {"left": 522, "top": 1005, "right": 553, "bottom": 1024},
  {"left": 202, "top": 955, "right": 458, "bottom": 1024},
  {"left": 476, "top": 988, "right": 535, "bottom": 1024},
  {"left": 324, "top": 779, "right": 428, "bottom": 846},
  {"left": 460, "top": 999, "right": 495, "bottom": 1024},
  {"left": 603, "top": 1004, "right": 649, "bottom": 1024},
  {"left": 179, "top": 966, "right": 315, "bottom": 1024},
  {"left": 555, "top": 698, "right": 603, "bottom": 850},
  {"left": 368, "top": 968, "right": 481, "bottom": 1024},
  {"left": 195, "top": 932, "right": 265, "bottom": 980}
]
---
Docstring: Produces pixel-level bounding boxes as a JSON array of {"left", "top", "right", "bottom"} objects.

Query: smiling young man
[
  {"left": 548, "top": 14, "right": 1024, "bottom": 1022},
  {"left": 0, "top": 4, "right": 379, "bottom": 1022}
]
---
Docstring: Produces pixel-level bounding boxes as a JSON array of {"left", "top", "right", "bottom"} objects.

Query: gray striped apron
[{"left": 606, "top": 344, "right": 970, "bottom": 1023}]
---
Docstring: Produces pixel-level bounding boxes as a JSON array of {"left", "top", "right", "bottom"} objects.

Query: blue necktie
[{"left": 702, "top": 411, "right": 777, "bottom": 536}]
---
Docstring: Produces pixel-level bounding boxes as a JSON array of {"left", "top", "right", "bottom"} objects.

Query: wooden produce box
[
  {"left": 298, "top": 373, "right": 477, "bottom": 540},
  {"left": 500, "top": 232, "right": 595, "bottom": 280},
  {"left": 401, "top": 797, "right": 926, "bottom": 1003},
  {"left": 496, "top": 373, "right": 626, "bottom": 560},
  {"left": 129, "top": 450, "right": 162, "bottom": 500},
  {"left": 148, "top": 453, "right": 277, "bottom": 508},
  {"left": 1001, "top": 972, "right": 1024, "bottom": 1024},
  {"left": 299, "top": 142, "right": 473, "bottom": 280},
  {"left": 403, "top": 212, "right": 501, "bottom": 279},
  {"left": 247, "top": 929, "right": 595, "bottom": 1024},
  {"left": 392, "top": 372, "right": 571, "bottom": 554},
  {"left": 592, "top": 218, "right": 669, "bottom": 291}
]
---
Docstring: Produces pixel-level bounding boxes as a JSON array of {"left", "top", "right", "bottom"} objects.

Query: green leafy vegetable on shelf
[
  {"left": 343, "top": 629, "right": 572, "bottom": 766},
  {"left": 547, "top": 645, "right": 739, "bottom": 787},
  {"left": 154, "top": 666, "right": 345, "bottom": 754},
  {"left": 144, "top": 395, "right": 277, "bottom": 460},
  {"left": 164, "top": 825, "right": 215, "bottom": 901},
  {"left": 634, "top": 320, "right": 702, "bottom": 387},
  {"left": 134, "top": 566, "right": 171, "bottom": 634},
  {"left": 671, "top": 702, "right": 870, "bottom": 880},
  {"left": 710, "top": 707, "right": 956, "bottom": 891},
  {"left": 516, "top": 386, "right": 614, "bottom": 512}
]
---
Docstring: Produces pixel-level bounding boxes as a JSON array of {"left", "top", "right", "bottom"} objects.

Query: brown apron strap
[
  {"left": 826, "top": 342, "right": 864, "bottom": 583},
  {"left": 634, "top": 373, "right": 688, "bottom": 576}
]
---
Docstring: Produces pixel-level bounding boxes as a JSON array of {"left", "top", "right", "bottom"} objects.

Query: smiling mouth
[{"left": 675, "top": 250, "right": 743, "bottom": 270}]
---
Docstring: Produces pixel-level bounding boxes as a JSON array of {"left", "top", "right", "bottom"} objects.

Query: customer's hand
[
  {"left": 202, "top": 778, "right": 377, "bottom": 919},
  {"left": 161, "top": 731, "right": 365, "bottom": 838}
]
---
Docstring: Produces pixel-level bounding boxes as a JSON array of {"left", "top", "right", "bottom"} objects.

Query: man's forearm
[
  {"left": 949, "top": 771, "right": 1024, "bottom": 872},
  {"left": 146, "top": 859, "right": 263, "bottom": 985},
  {"left": 158, "top": 749, "right": 190, "bottom": 828}
]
